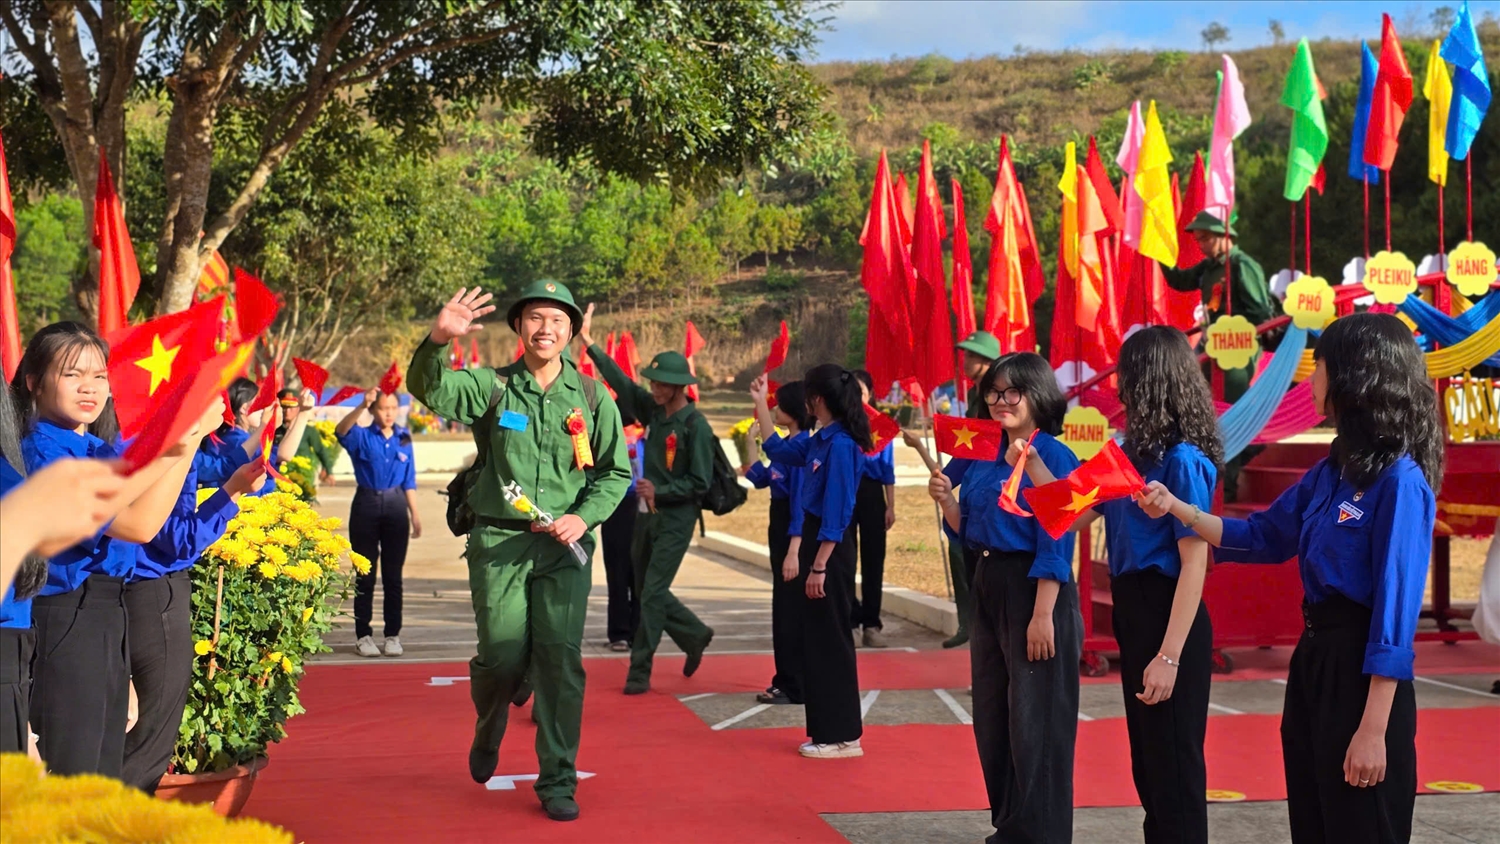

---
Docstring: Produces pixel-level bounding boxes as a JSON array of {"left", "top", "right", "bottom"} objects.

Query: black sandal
[{"left": 757, "top": 687, "right": 792, "bottom": 705}]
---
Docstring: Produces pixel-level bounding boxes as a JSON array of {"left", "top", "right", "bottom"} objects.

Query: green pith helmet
[
  {"left": 1184, "top": 210, "right": 1237, "bottom": 237},
  {"left": 641, "top": 351, "right": 698, "bottom": 386},
  {"left": 507, "top": 279, "right": 583, "bottom": 334},
  {"left": 955, "top": 329, "right": 1001, "bottom": 361}
]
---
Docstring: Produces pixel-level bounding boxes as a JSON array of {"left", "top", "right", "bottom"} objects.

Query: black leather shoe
[
  {"left": 756, "top": 687, "right": 792, "bottom": 705},
  {"left": 511, "top": 681, "right": 532, "bottom": 707},
  {"left": 623, "top": 681, "right": 650, "bottom": 695},
  {"left": 942, "top": 632, "right": 969, "bottom": 649},
  {"left": 683, "top": 630, "right": 714, "bottom": 677},
  {"left": 468, "top": 741, "right": 498, "bottom": 784},
  {"left": 543, "top": 796, "right": 580, "bottom": 822}
]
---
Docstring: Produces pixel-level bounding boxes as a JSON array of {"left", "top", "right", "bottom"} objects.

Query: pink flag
[
  {"left": 1206, "top": 55, "right": 1253, "bottom": 219},
  {"left": 1114, "top": 101, "right": 1146, "bottom": 248}
]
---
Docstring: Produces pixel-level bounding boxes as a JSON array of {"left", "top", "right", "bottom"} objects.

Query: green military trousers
[
  {"left": 465, "top": 524, "right": 592, "bottom": 800},
  {"left": 626, "top": 504, "right": 711, "bottom": 686}
]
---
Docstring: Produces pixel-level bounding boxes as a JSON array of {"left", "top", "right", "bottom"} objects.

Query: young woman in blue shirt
[
  {"left": 337, "top": 388, "right": 421, "bottom": 658},
  {"left": 1138, "top": 313, "right": 1441, "bottom": 844},
  {"left": 849, "top": 370, "right": 895, "bottom": 649},
  {"left": 1019, "top": 327, "right": 1222, "bottom": 844},
  {"left": 743, "top": 380, "right": 810, "bottom": 706},
  {"left": 751, "top": 365, "right": 868, "bottom": 759},
  {"left": 10, "top": 322, "right": 212, "bottom": 777},
  {"left": 927, "top": 352, "right": 1082, "bottom": 843}
]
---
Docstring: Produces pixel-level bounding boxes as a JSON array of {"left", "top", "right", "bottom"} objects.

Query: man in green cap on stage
[
  {"left": 407, "top": 282, "right": 630, "bottom": 823},
  {"left": 579, "top": 304, "right": 716, "bottom": 695},
  {"left": 945, "top": 329, "right": 1001, "bottom": 648},
  {"left": 1159, "top": 211, "right": 1278, "bottom": 404}
]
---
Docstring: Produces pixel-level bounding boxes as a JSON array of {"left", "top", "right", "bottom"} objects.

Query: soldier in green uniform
[
  {"left": 274, "top": 389, "right": 339, "bottom": 495},
  {"left": 944, "top": 329, "right": 1001, "bottom": 648},
  {"left": 579, "top": 305, "right": 716, "bottom": 695},
  {"left": 1158, "top": 211, "right": 1278, "bottom": 404},
  {"left": 407, "top": 283, "right": 629, "bottom": 823}
]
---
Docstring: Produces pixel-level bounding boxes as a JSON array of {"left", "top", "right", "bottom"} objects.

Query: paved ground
[{"left": 304, "top": 481, "right": 1499, "bottom": 843}]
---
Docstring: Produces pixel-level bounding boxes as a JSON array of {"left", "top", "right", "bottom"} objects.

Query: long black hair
[
  {"left": 11, "top": 321, "right": 119, "bottom": 444},
  {"left": 803, "top": 363, "right": 872, "bottom": 452},
  {"left": 1, "top": 361, "right": 50, "bottom": 601},
  {"left": 774, "top": 381, "right": 814, "bottom": 432},
  {"left": 226, "top": 377, "right": 258, "bottom": 431},
  {"left": 1315, "top": 312, "right": 1443, "bottom": 490},
  {"left": 1116, "top": 326, "right": 1224, "bottom": 471},
  {"left": 980, "top": 352, "right": 1067, "bottom": 437}
]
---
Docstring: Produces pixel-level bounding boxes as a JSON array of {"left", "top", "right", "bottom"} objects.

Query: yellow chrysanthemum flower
[
  {"left": 194, "top": 640, "right": 212, "bottom": 656},
  {"left": 281, "top": 656, "right": 294, "bottom": 674},
  {"left": 285, "top": 509, "right": 319, "bottom": 532},
  {"left": 301, "top": 607, "right": 314, "bottom": 624},
  {"left": 274, "top": 480, "right": 300, "bottom": 496},
  {"left": 266, "top": 651, "right": 283, "bottom": 663},
  {"left": 267, "top": 527, "right": 300, "bottom": 547},
  {"left": 257, "top": 561, "right": 280, "bottom": 579},
  {"left": 239, "top": 526, "right": 269, "bottom": 546},
  {"left": 350, "top": 552, "right": 372, "bottom": 575},
  {"left": 262, "top": 545, "right": 289, "bottom": 568},
  {"left": 318, "top": 516, "right": 343, "bottom": 531}
]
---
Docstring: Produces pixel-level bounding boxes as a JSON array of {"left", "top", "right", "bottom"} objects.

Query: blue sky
[{"left": 813, "top": 1, "right": 1487, "bottom": 61}]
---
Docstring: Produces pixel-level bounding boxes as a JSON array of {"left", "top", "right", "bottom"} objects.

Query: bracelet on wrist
[
  {"left": 1157, "top": 652, "right": 1179, "bottom": 667},
  {"left": 811, "top": 568, "right": 826, "bottom": 574},
  {"left": 1181, "top": 504, "right": 1201, "bottom": 528}
]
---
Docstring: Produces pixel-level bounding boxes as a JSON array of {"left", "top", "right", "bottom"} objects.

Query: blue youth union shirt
[
  {"left": 132, "top": 465, "right": 240, "bottom": 582},
  {"left": 862, "top": 441, "right": 896, "bottom": 484},
  {"left": 22, "top": 419, "right": 136, "bottom": 592},
  {"left": 1216, "top": 455, "right": 1435, "bottom": 681},
  {"left": 1096, "top": 443, "right": 1217, "bottom": 579},
  {"left": 942, "top": 432, "right": 1080, "bottom": 582},
  {"left": 745, "top": 430, "right": 807, "bottom": 538},
  {"left": 338, "top": 424, "right": 417, "bottom": 491},
  {"left": 196, "top": 427, "right": 274, "bottom": 496},
  {"left": 0, "top": 460, "right": 31, "bottom": 628},
  {"left": 763, "top": 422, "right": 863, "bottom": 542}
]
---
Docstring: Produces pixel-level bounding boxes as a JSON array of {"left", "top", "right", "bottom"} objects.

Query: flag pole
[
  {"left": 1383, "top": 170, "right": 1393, "bottom": 251},
  {"left": 1438, "top": 183, "right": 1446, "bottom": 256},
  {"left": 1289, "top": 201, "right": 1297, "bottom": 275},
  {"left": 1465, "top": 157, "right": 1473, "bottom": 242},
  {"left": 1304, "top": 193, "right": 1313, "bottom": 275},
  {"left": 1362, "top": 175, "right": 1371, "bottom": 260},
  {"left": 912, "top": 398, "right": 956, "bottom": 603}
]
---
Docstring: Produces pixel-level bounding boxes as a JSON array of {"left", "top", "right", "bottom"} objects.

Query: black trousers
[
  {"left": 767, "top": 497, "right": 804, "bottom": 702},
  {"left": 1111, "top": 569, "right": 1213, "bottom": 844},
  {"left": 970, "top": 549, "right": 1082, "bottom": 844},
  {"left": 1282, "top": 596, "right": 1417, "bottom": 844},
  {"left": 350, "top": 487, "right": 411, "bottom": 640},
  {"left": 122, "top": 571, "right": 194, "bottom": 793},
  {"left": 601, "top": 492, "right": 640, "bottom": 644},
  {"left": 31, "top": 575, "right": 129, "bottom": 777},
  {"left": 798, "top": 514, "right": 862, "bottom": 745},
  {"left": 848, "top": 477, "right": 887, "bottom": 630},
  {"left": 0, "top": 627, "right": 35, "bottom": 753}
]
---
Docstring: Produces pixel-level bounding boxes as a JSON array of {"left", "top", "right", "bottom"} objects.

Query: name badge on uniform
[
  {"left": 397, "top": 452, "right": 409, "bottom": 463},
  {"left": 1336, "top": 501, "right": 1365, "bottom": 524},
  {"left": 770, "top": 468, "right": 783, "bottom": 481},
  {"left": 811, "top": 459, "right": 823, "bottom": 473},
  {"left": 499, "top": 410, "right": 529, "bottom": 432}
]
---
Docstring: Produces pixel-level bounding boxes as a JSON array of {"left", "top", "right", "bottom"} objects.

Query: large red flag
[
  {"left": 469, "top": 337, "right": 481, "bottom": 368},
  {"left": 1176, "top": 152, "right": 1209, "bottom": 267},
  {"left": 863, "top": 404, "right": 901, "bottom": 455},
  {"left": 683, "top": 321, "right": 706, "bottom": 401},
  {"left": 0, "top": 129, "right": 19, "bottom": 381},
  {"left": 1364, "top": 13, "right": 1414, "bottom": 172},
  {"left": 293, "top": 357, "right": 329, "bottom": 397},
  {"left": 328, "top": 386, "right": 363, "bottom": 405},
  {"left": 614, "top": 331, "right": 639, "bottom": 380},
  {"left": 233, "top": 268, "right": 280, "bottom": 340},
  {"left": 934, "top": 414, "right": 1006, "bottom": 462},
  {"left": 1078, "top": 139, "right": 1124, "bottom": 360},
  {"left": 892, "top": 171, "right": 914, "bottom": 249},
  {"left": 106, "top": 297, "right": 225, "bottom": 439},
  {"left": 984, "top": 136, "right": 1044, "bottom": 353},
  {"left": 95, "top": 150, "right": 140, "bottom": 335},
  {"left": 950, "top": 179, "right": 977, "bottom": 344},
  {"left": 764, "top": 320, "right": 790, "bottom": 373},
  {"left": 1024, "top": 439, "right": 1145, "bottom": 539},
  {"left": 450, "top": 337, "right": 464, "bottom": 370},
  {"left": 860, "top": 151, "right": 918, "bottom": 392},
  {"left": 910, "top": 140, "right": 954, "bottom": 393}
]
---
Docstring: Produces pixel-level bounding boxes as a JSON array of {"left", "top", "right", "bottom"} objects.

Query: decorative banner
[
  {"left": 1362, "top": 249, "right": 1418, "bottom": 304},
  {"left": 1060, "top": 405, "right": 1112, "bottom": 460},
  {"left": 1443, "top": 375, "right": 1499, "bottom": 442},
  {"left": 1284, "top": 275, "right": 1336, "bottom": 330},
  {"left": 1205, "top": 314, "right": 1260, "bottom": 371},
  {"left": 1447, "top": 241, "right": 1496, "bottom": 298}
]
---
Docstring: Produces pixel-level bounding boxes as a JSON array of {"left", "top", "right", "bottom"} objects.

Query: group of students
[{"left": 923, "top": 313, "right": 1440, "bottom": 844}]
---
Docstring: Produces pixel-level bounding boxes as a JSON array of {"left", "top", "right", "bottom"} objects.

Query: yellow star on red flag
[
  {"left": 134, "top": 335, "right": 180, "bottom": 395},
  {"left": 1062, "top": 485, "right": 1101, "bottom": 513},
  {"left": 951, "top": 425, "right": 978, "bottom": 450}
]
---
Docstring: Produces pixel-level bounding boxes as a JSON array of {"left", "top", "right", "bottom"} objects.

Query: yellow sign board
[
  {"left": 1444, "top": 376, "right": 1499, "bottom": 443},
  {"left": 1284, "top": 275, "right": 1336, "bottom": 330},
  {"left": 1447, "top": 241, "right": 1497, "bottom": 298},
  {"left": 1205, "top": 314, "right": 1259, "bottom": 371},
  {"left": 1424, "top": 781, "right": 1484, "bottom": 794},
  {"left": 1362, "top": 250, "right": 1418, "bottom": 304},
  {"left": 1060, "top": 405, "right": 1112, "bottom": 460}
]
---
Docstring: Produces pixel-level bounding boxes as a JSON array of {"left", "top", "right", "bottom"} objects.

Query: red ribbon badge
[
  {"left": 566, "top": 408, "right": 593, "bottom": 469},
  {"left": 665, "top": 432, "right": 678, "bottom": 471}
]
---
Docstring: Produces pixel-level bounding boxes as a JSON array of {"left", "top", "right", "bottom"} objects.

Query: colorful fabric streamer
[
  {"left": 1251, "top": 378, "right": 1325, "bottom": 445},
  {"left": 1220, "top": 325, "right": 1310, "bottom": 462},
  {"left": 1400, "top": 290, "right": 1500, "bottom": 367}
]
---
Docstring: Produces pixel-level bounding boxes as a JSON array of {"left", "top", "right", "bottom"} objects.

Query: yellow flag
[
  {"left": 1058, "top": 141, "right": 1079, "bottom": 281},
  {"left": 1423, "top": 39, "right": 1451, "bottom": 187},
  {"left": 1134, "top": 101, "right": 1178, "bottom": 265}
]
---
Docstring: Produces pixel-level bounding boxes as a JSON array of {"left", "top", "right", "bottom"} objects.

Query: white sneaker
[
  {"left": 383, "top": 637, "right": 403, "bottom": 657},
  {"left": 356, "top": 636, "right": 380, "bottom": 657},
  {"left": 799, "top": 739, "right": 863, "bottom": 759}
]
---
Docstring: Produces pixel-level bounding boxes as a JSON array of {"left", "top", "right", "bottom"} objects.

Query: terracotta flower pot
[{"left": 156, "top": 756, "right": 268, "bottom": 818}]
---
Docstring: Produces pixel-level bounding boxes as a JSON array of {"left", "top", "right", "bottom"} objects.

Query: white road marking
[
  {"left": 711, "top": 704, "right": 773, "bottom": 731},
  {"left": 679, "top": 693, "right": 717, "bottom": 702},
  {"left": 1271, "top": 678, "right": 1288, "bottom": 685},
  {"left": 1077, "top": 712, "right": 1095, "bottom": 722},
  {"left": 1207, "top": 702, "right": 1246, "bottom": 715},
  {"left": 427, "top": 676, "right": 469, "bottom": 686},
  {"left": 933, "top": 689, "right": 973, "bottom": 725},
  {"left": 487, "top": 772, "right": 595, "bottom": 791},
  {"left": 1413, "top": 675, "right": 1495, "bottom": 698},
  {"left": 861, "top": 690, "right": 880, "bottom": 717}
]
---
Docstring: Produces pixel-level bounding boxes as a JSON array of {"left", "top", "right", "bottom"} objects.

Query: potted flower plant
[{"left": 157, "top": 488, "right": 370, "bottom": 817}]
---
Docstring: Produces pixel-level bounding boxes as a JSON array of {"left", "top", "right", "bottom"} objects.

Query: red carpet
[{"left": 241, "top": 646, "right": 1500, "bottom": 843}]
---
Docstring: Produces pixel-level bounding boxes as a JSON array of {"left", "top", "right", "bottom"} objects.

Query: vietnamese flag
[
  {"left": 1364, "top": 13, "right": 1414, "bottom": 172},
  {"left": 1078, "top": 138, "right": 1124, "bottom": 361},
  {"left": 1023, "top": 439, "right": 1145, "bottom": 539},
  {"left": 864, "top": 404, "right": 901, "bottom": 456},
  {"left": 247, "top": 366, "right": 283, "bottom": 415},
  {"left": 233, "top": 268, "right": 280, "bottom": 341},
  {"left": 450, "top": 337, "right": 464, "bottom": 370},
  {"left": 378, "top": 361, "right": 402, "bottom": 395},
  {"left": 910, "top": 140, "right": 953, "bottom": 394},
  {"left": 123, "top": 342, "right": 256, "bottom": 472},
  {"left": 764, "top": 320, "right": 790, "bottom": 373},
  {"left": 998, "top": 429, "right": 1039, "bottom": 517},
  {"left": 196, "top": 250, "right": 230, "bottom": 301},
  {"left": 95, "top": 150, "right": 140, "bottom": 336},
  {"left": 860, "top": 151, "right": 919, "bottom": 393},
  {"left": 469, "top": 338, "right": 481, "bottom": 368},
  {"left": 892, "top": 171, "right": 915, "bottom": 249},
  {"left": 684, "top": 321, "right": 706, "bottom": 401},
  {"left": 1050, "top": 142, "right": 1081, "bottom": 376},
  {"left": 614, "top": 331, "right": 639, "bottom": 380},
  {"left": 899, "top": 376, "right": 926, "bottom": 411},
  {"left": 293, "top": 357, "right": 329, "bottom": 398},
  {"left": 328, "top": 386, "right": 363, "bottom": 405},
  {"left": 0, "top": 128, "right": 20, "bottom": 381},
  {"left": 984, "top": 136, "right": 1044, "bottom": 353},
  {"left": 106, "top": 297, "right": 225, "bottom": 439},
  {"left": 934, "top": 414, "right": 1005, "bottom": 462},
  {"left": 1176, "top": 152, "right": 1209, "bottom": 267},
  {"left": 950, "top": 178, "right": 977, "bottom": 345}
]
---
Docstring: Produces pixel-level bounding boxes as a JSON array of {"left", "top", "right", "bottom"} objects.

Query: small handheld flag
[
  {"left": 378, "top": 362, "right": 402, "bottom": 395},
  {"left": 1023, "top": 439, "right": 1145, "bottom": 539},
  {"left": 292, "top": 358, "right": 329, "bottom": 398},
  {"left": 998, "top": 429, "right": 1038, "bottom": 517},
  {"left": 934, "top": 414, "right": 1005, "bottom": 462},
  {"left": 864, "top": 404, "right": 901, "bottom": 455}
]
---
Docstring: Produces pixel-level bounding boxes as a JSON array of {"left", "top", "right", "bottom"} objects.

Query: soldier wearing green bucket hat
[
  {"left": 579, "top": 304, "right": 716, "bottom": 695},
  {"left": 407, "top": 282, "right": 630, "bottom": 823},
  {"left": 945, "top": 329, "right": 1002, "bottom": 648}
]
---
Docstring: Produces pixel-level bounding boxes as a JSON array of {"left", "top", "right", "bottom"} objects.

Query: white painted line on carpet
[
  {"left": 933, "top": 689, "right": 973, "bottom": 725},
  {"left": 680, "top": 693, "right": 717, "bottom": 702},
  {"left": 1413, "top": 675, "right": 1495, "bottom": 698},
  {"left": 1208, "top": 702, "right": 1246, "bottom": 715},
  {"left": 427, "top": 676, "right": 470, "bottom": 686},
  {"left": 861, "top": 690, "right": 880, "bottom": 717},
  {"left": 712, "top": 704, "right": 772, "bottom": 731},
  {"left": 1077, "top": 712, "right": 1095, "bottom": 722},
  {"left": 1271, "top": 678, "right": 1288, "bottom": 685}
]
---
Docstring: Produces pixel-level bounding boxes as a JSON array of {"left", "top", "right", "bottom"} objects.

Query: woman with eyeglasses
[{"left": 927, "top": 352, "right": 1081, "bottom": 843}]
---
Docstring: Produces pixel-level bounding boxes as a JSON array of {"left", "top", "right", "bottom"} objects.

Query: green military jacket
[
  {"left": 587, "top": 345, "right": 714, "bottom": 509},
  {"left": 1161, "top": 247, "right": 1278, "bottom": 329},
  {"left": 407, "top": 339, "right": 630, "bottom": 528},
  {"left": 296, "top": 427, "right": 337, "bottom": 474}
]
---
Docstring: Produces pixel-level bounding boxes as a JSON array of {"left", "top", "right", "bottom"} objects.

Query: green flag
[{"left": 1280, "top": 38, "right": 1328, "bottom": 201}]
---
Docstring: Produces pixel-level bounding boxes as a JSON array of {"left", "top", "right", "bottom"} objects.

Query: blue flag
[
  {"left": 1348, "top": 42, "right": 1382, "bottom": 183},
  {"left": 1440, "top": 0, "right": 1492, "bottom": 160}
]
